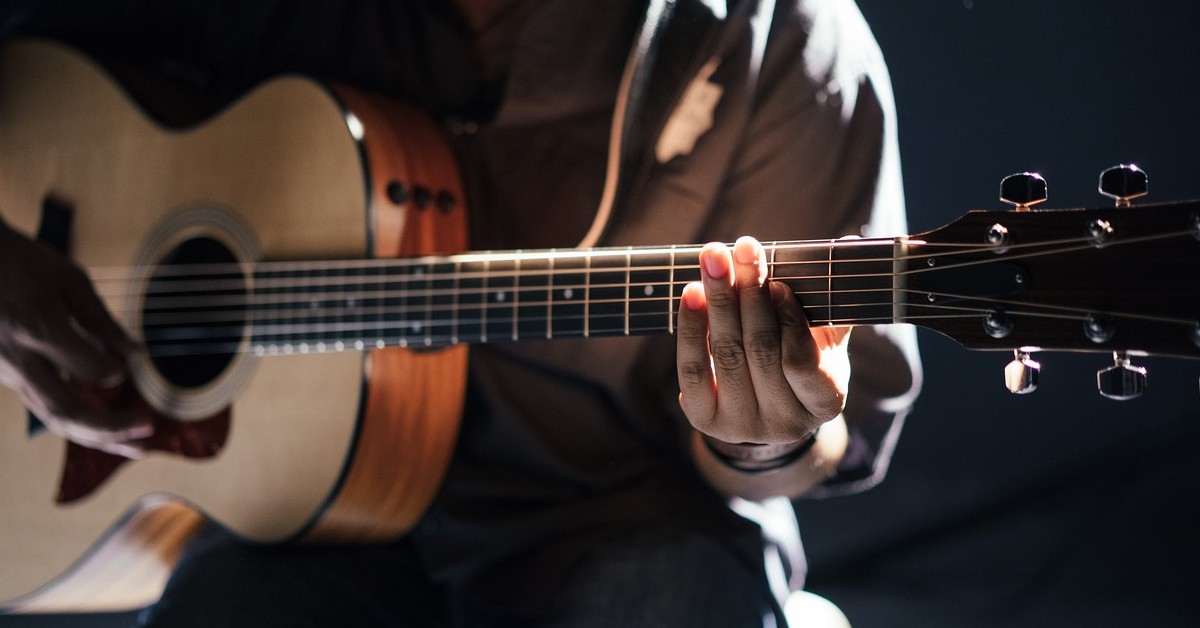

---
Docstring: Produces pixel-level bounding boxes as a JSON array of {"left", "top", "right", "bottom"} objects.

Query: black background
[
  {"left": 6, "top": 1, "right": 1200, "bottom": 626},
  {"left": 796, "top": 1, "right": 1200, "bottom": 627}
]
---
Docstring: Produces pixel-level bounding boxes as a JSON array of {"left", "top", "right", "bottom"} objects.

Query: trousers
[{"left": 137, "top": 523, "right": 784, "bottom": 628}]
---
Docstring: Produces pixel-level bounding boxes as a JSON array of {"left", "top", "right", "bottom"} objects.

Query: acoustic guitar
[{"left": 2, "top": 39, "right": 1198, "bottom": 613}]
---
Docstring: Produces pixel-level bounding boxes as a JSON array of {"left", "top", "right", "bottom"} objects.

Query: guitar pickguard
[{"left": 58, "top": 401, "right": 230, "bottom": 504}]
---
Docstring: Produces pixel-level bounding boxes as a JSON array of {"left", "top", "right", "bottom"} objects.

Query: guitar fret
[
  {"left": 668, "top": 246, "right": 676, "bottom": 334},
  {"left": 550, "top": 254, "right": 586, "bottom": 338},
  {"left": 584, "top": 254, "right": 592, "bottom": 338},
  {"left": 511, "top": 255, "right": 520, "bottom": 342},
  {"left": 388, "top": 263, "right": 415, "bottom": 347},
  {"left": 827, "top": 241, "right": 834, "bottom": 326},
  {"left": 451, "top": 258, "right": 461, "bottom": 344},
  {"left": 516, "top": 255, "right": 549, "bottom": 340},
  {"left": 429, "top": 261, "right": 455, "bottom": 346},
  {"left": 353, "top": 264, "right": 366, "bottom": 350},
  {"left": 830, "top": 241, "right": 895, "bottom": 325},
  {"left": 422, "top": 262, "right": 434, "bottom": 346},
  {"left": 772, "top": 245, "right": 831, "bottom": 322},
  {"left": 482, "top": 257, "right": 514, "bottom": 342},
  {"left": 587, "top": 252, "right": 627, "bottom": 337},
  {"left": 624, "top": 249, "right": 631, "bottom": 336},
  {"left": 629, "top": 252, "right": 672, "bottom": 335},
  {"left": 546, "top": 254, "right": 555, "bottom": 339},
  {"left": 458, "top": 258, "right": 486, "bottom": 343}
]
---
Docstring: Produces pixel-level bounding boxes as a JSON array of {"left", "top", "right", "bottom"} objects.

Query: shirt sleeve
[{"left": 707, "top": 0, "right": 922, "bottom": 496}]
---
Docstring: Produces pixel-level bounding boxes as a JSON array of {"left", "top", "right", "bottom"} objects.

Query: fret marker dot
[
  {"left": 254, "top": 345, "right": 265, "bottom": 356},
  {"left": 354, "top": 340, "right": 365, "bottom": 351},
  {"left": 299, "top": 343, "right": 309, "bottom": 354},
  {"left": 316, "top": 342, "right": 327, "bottom": 352},
  {"left": 563, "top": 288, "right": 574, "bottom": 299},
  {"left": 335, "top": 341, "right": 345, "bottom": 351},
  {"left": 496, "top": 291, "right": 506, "bottom": 302},
  {"left": 376, "top": 339, "right": 385, "bottom": 349},
  {"left": 644, "top": 285, "right": 654, "bottom": 296}
]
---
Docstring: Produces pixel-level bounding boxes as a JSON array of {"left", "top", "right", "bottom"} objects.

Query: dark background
[
  {"left": 797, "top": 1, "right": 1200, "bottom": 627},
  {"left": 6, "top": 1, "right": 1200, "bottom": 626}
]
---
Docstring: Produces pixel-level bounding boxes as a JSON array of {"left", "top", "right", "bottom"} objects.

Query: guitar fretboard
[{"left": 236, "top": 239, "right": 898, "bottom": 354}]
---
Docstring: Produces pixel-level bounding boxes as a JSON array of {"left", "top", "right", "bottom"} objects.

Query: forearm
[{"left": 691, "top": 414, "right": 848, "bottom": 502}]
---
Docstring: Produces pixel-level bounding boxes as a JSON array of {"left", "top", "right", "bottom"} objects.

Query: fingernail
[
  {"left": 681, "top": 282, "right": 706, "bottom": 310},
  {"left": 733, "top": 237, "right": 759, "bottom": 265},
  {"left": 701, "top": 245, "right": 727, "bottom": 279}
]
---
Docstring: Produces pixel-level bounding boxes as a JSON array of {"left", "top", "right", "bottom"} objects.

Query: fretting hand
[{"left": 676, "top": 236, "right": 851, "bottom": 447}]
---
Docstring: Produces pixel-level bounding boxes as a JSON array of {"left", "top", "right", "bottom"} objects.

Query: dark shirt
[{"left": 3, "top": 0, "right": 920, "bottom": 613}]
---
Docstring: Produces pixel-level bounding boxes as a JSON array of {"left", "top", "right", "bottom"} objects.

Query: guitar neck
[{"left": 196, "top": 238, "right": 899, "bottom": 355}]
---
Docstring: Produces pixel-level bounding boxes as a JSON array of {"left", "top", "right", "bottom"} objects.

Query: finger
[
  {"left": 774, "top": 282, "right": 848, "bottom": 424},
  {"left": 21, "top": 285, "right": 126, "bottom": 385},
  {"left": 733, "top": 238, "right": 808, "bottom": 435},
  {"left": 62, "top": 267, "right": 139, "bottom": 359},
  {"left": 698, "top": 242, "right": 757, "bottom": 417},
  {"left": 18, "top": 355, "right": 152, "bottom": 445},
  {"left": 31, "top": 308, "right": 127, "bottom": 386},
  {"left": 676, "top": 281, "right": 717, "bottom": 429}
]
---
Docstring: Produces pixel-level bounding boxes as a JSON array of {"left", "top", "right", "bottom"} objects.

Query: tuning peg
[
  {"left": 1097, "top": 352, "right": 1147, "bottom": 400},
  {"left": 1000, "top": 172, "right": 1047, "bottom": 211},
  {"left": 1099, "top": 164, "right": 1148, "bottom": 207},
  {"left": 1004, "top": 350, "right": 1040, "bottom": 394}
]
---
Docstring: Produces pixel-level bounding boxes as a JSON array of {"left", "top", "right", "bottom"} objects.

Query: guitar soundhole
[{"left": 141, "top": 236, "right": 248, "bottom": 389}]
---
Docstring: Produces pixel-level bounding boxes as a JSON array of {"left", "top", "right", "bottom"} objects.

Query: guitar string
[
  {"left": 133, "top": 286, "right": 892, "bottom": 327},
  {"left": 122, "top": 290, "right": 1200, "bottom": 352},
  {"left": 129, "top": 274, "right": 1194, "bottom": 332},
  {"left": 85, "top": 225, "right": 1181, "bottom": 289},
  {"left": 102, "top": 229, "right": 1191, "bottom": 329},
  {"left": 133, "top": 288, "right": 1197, "bottom": 358},
  {"left": 135, "top": 284, "right": 1191, "bottom": 342},
  {"left": 59, "top": 228, "right": 1193, "bottom": 356},
  {"left": 87, "top": 228, "right": 1192, "bottom": 304},
  {"left": 136, "top": 290, "right": 895, "bottom": 339}
]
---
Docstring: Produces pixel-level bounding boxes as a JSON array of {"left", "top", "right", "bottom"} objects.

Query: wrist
[{"left": 701, "top": 429, "right": 819, "bottom": 474}]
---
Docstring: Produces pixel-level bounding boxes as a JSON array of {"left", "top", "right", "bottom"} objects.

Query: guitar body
[{"left": 0, "top": 40, "right": 467, "bottom": 611}]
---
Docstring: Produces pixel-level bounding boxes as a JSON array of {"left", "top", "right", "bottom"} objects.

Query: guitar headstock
[{"left": 900, "top": 166, "right": 1200, "bottom": 398}]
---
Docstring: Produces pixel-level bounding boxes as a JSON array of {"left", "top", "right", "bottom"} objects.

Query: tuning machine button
[
  {"left": 1097, "top": 352, "right": 1147, "bottom": 400},
  {"left": 1000, "top": 172, "right": 1048, "bottom": 211},
  {"left": 1005, "top": 350, "right": 1040, "bottom": 394},
  {"left": 1099, "top": 164, "right": 1148, "bottom": 207}
]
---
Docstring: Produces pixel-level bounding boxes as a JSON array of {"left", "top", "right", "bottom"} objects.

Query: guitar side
[{"left": 0, "top": 40, "right": 466, "bottom": 611}]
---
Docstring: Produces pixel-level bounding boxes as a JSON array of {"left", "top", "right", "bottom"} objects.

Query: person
[{"left": 0, "top": 0, "right": 920, "bottom": 626}]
